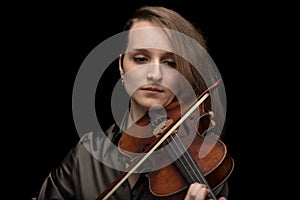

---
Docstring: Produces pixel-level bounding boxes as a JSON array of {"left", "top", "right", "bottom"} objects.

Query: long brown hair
[
  {"left": 123, "top": 6, "right": 226, "bottom": 136},
  {"left": 124, "top": 6, "right": 210, "bottom": 106}
]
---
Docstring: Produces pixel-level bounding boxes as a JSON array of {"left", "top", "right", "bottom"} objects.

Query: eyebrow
[{"left": 129, "top": 49, "right": 175, "bottom": 57}]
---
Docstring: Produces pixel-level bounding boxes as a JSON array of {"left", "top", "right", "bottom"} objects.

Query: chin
[{"left": 144, "top": 100, "right": 169, "bottom": 109}]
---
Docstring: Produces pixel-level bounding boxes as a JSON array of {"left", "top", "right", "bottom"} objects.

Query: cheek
[
  {"left": 122, "top": 58, "right": 135, "bottom": 72},
  {"left": 164, "top": 89, "right": 176, "bottom": 101},
  {"left": 164, "top": 75, "right": 180, "bottom": 88},
  {"left": 161, "top": 68, "right": 196, "bottom": 101},
  {"left": 164, "top": 81, "right": 178, "bottom": 96},
  {"left": 123, "top": 66, "right": 150, "bottom": 96},
  {"left": 161, "top": 72, "right": 181, "bottom": 95}
]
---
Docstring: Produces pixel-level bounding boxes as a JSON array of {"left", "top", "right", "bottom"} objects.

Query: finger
[
  {"left": 184, "top": 183, "right": 207, "bottom": 200},
  {"left": 208, "top": 111, "right": 215, "bottom": 118},
  {"left": 210, "top": 119, "right": 216, "bottom": 128},
  {"left": 194, "top": 187, "right": 210, "bottom": 200},
  {"left": 185, "top": 183, "right": 198, "bottom": 199}
]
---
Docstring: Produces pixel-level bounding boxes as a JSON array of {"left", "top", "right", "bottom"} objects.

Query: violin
[{"left": 97, "top": 79, "right": 234, "bottom": 200}]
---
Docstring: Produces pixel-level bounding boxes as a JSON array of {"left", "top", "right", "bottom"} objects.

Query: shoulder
[
  {"left": 61, "top": 124, "right": 119, "bottom": 165},
  {"left": 73, "top": 124, "right": 122, "bottom": 166},
  {"left": 79, "top": 123, "right": 121, "bottom": 146}
]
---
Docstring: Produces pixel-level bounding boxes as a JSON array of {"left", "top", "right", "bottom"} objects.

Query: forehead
[{"left": 126, "top": 23, "right": 173, "bottom": 52}]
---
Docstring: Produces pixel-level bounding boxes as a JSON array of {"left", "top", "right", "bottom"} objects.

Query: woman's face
[{"left": 119, "top": 21, "right": 182, "bottom": 115}]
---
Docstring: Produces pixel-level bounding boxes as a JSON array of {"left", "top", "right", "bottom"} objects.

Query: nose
[{"left": 147, "top": 62, "right": 162, "bottom": 82}]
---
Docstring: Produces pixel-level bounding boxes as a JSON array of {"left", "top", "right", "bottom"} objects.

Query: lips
[{"left": 141, "top": 85, "right": 164, "bottom": 93}]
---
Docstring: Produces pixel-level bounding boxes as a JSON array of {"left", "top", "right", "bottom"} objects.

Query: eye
[
  {"left": 133, "top": 56, "right": 148, "bottom": 64},
  {"left": 163, "top": 60, "right": 176, "bottom": 67}
]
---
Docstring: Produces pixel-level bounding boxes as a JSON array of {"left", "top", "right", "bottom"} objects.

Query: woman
[{"left": 37, "top": 6, "right": 231, "bottom": 200}]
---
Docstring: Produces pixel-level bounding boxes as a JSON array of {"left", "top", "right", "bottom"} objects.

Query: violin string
[
  {"left": 167, "top": 133, "right": 199, "bottom": 182},
  {"left": 167, "top": 130, "right": 217, "bottom": 199},
  {"left": 98, "top": 81, "right": 221, "bottom": 199},
  {"left": 163, "top": 82, "right": 222, "bottom": 186}
]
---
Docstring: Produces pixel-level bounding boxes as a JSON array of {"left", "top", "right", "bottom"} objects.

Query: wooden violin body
[
  {"left": 118, "top": 99, "right": 234, "bottom": 199},
  {"left": 147, "top": 134, "right": 234, "bottom": 199}
]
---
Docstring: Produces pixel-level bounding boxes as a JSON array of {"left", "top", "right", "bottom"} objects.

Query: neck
[{"left": 128, "top": 99, "right": 148, "bottom": 123}]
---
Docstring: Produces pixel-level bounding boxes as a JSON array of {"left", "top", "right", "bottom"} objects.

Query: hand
[
  {"left": 208, "top": 111, "right": 216, "bottom": 128},
  {"left": 184, "top": 183, "right": 226, "bottom": 200}
]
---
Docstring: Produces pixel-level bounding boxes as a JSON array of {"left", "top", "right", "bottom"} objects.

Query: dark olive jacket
[{"left": 37, "top": 124, "right": 228, "bottom": 200}]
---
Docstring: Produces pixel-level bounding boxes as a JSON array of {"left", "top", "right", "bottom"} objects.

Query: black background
[{"left": 4, "top": 0, "right": 297, "bottom": 199}]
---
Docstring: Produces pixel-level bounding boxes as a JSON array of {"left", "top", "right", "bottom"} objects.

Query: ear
[{"left": 119, "top": 54, "right": 124, "bottom": 77}]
